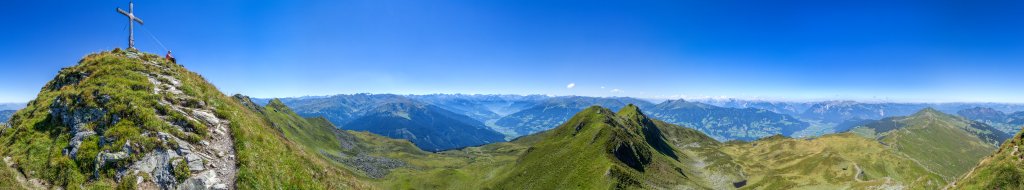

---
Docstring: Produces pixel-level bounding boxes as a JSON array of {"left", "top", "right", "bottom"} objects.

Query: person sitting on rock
[{"left": 166, "top": 51, "right": 176, "bottom": 63}]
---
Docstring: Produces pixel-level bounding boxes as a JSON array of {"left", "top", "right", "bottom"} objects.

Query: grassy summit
[{"left": 0, "top": 49, "right": 367, "bottom": 189}]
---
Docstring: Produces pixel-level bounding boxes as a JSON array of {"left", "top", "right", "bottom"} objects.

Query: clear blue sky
[{"left": 1, "top": 0, "right": 1023, "bottom": 103}]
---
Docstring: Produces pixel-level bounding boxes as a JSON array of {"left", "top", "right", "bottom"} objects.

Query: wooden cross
[{"left": 117, "top": 1, "right": 144, "bottom": 49}]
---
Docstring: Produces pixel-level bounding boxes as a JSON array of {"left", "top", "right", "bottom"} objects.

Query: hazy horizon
[{"left": 238, "top": 93, "right": 1024, "bottom": 104}]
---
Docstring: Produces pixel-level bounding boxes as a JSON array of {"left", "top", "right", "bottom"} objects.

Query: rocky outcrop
[
  {"left": 42, "top": 50, "right": 236, "bottom": 190},
  {"left": 324, "top": 151, "right": 405, "bottom": 179}
]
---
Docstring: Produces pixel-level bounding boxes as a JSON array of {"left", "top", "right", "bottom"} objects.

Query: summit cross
[{"left": 116, "top": 1, "right": 145, "bottom": 49}]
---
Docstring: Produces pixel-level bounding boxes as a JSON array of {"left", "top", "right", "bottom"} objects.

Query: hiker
[{"left": 166, "top": 51, "right": 176, "bottom": 63}]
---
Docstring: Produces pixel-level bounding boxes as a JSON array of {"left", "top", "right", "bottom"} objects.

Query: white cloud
[
  {"left": 566, "top": 83, "right": 576, "bottom": 89},
  {"left": 610, "top": 89, "right": 622, "bottom": 93},
  {"left": 600, "top": 86, "right": 606, "bottom": 89}
]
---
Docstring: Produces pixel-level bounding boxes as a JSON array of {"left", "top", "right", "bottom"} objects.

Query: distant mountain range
[
  {"left": 799, "top": 101, "right": 928, "bottom": 123},
  {"left": 695, "top": 98, "right": 814, "bottom": 116},
  {"left": 343, "top": 100, "right": 506, "bottom": 151},
  {"left": 493, "top": 96, "right": 654, "bottom": 136},
  {"left": 0, "top": 103, "right": 25, "bottom": 111},
  {"left": 956, "top": 107, "right": 1024, "bottom": 134},
  {"left": 407, "top": 94, "right": 548, "bottom": 122},
  {"left": 0, "top": 103, "right": 23, "bottom": 124},
  {"left": 0, "top": 110, "right": 14, "bottom": 124},
  {"left": 263, "top": 94, "right": 1024, "bottom": 151},
  {"left": 647, "top": 99, "right": 810, "bottom": 141}
]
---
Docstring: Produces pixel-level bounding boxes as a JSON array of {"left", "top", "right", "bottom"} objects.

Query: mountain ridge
[{"left": 849, "top": 108, "right": 1010, "bottom": 180}]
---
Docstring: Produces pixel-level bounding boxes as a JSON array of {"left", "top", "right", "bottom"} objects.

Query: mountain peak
[
  {"left": 616, "top": 104, "right": 652, "bottom": 130},
  {"left": 267, "top": 98, "right": 296, "bottom": 113},
  {"left": 616, "top": 104, "right": 644, "bottom": 117},
  {"left": 912, "top": 107, "right": 946, "bottom": 117}
]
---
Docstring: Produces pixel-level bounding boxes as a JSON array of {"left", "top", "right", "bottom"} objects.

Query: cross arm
[{"left": 116, "top": 8, "right": 144, "bottom": 25}]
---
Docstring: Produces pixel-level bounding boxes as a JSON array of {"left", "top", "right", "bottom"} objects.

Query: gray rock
[
  {"left": 127, "top": 149, "right": 181, "bottom": 189},
  {"left": 66, "top": 129, "right": 96, "bottom": 157},
  {"left": 49, "top": 97, "right": 104, "bottom": 130},
  {"left": 177, "top": 170, "right": 224, "bottom": 190},
  {"left": 185, "top": 153, "right": 205, "bottom": 171}
]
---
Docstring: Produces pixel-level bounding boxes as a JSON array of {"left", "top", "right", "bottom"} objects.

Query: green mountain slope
[
  {"left": 491, "top": 105, "right": 744, "bottom": 189},
  {"left": 849, "top": 108, "right": 1009, "bottom": 180},
  {"left": 356, "top": 105, "right": 961, "bottom": 189},
  {"left": 952, "top": 129, "right": 1024, "bottom": 189},
  {"left": 0, "top": 49, "right": 367, "bottom": 189}
]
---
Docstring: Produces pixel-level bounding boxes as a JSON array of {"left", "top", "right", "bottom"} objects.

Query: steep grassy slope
[
  {"left": 849, "top": 108, "right": 1009, "bottom": 180},
  {"left": 0, "top": 49, "right": 368, "bottom": 189},
  {"left": 952, "top": 129, "right": 1024, "bottom": 189},
  {"left": 722, "top": 134, "right": 945, "bottom": 189},
  {"left": 238, "top": 97, "right": 357, "bottom": 161}
]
